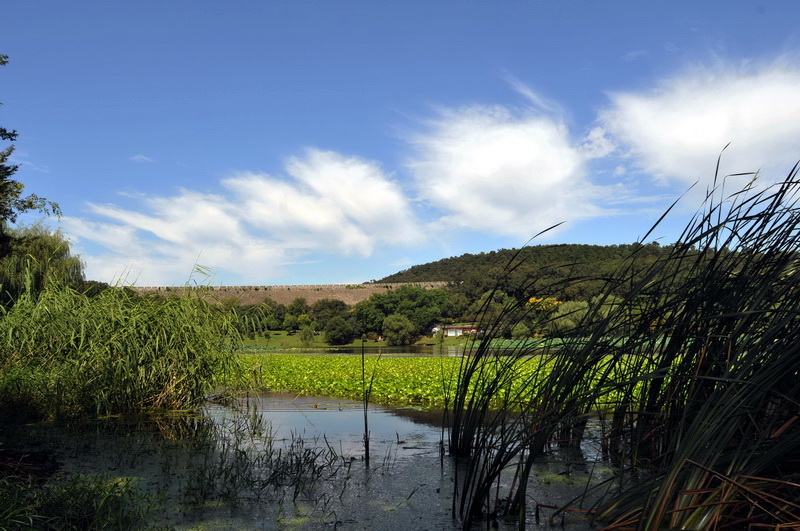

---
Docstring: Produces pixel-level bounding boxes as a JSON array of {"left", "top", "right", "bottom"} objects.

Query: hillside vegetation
[{"left": 379, "top": 242, "right": 673, "bottom": 300}]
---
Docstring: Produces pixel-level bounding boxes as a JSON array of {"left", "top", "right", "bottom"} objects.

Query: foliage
[
  {"left": 298, "top": 325, "right": 314, "bottom": 347},
  {"left": 323, "top": 315, "right": 355, "bottom": 345},
  {"left": 545, "top": 300, "right": 588, "bottom": 336},
  {"left": 354, "top": 284, "right": 446, "bottom": 336},
  {"left": 240, "top": 353, "right": 461, "bottom": 407},
  {"left": 286, "top": 297, "right": 309, "bottom": 317},
  {"left": 380, "top": 241, "right": 674, "bottom": 303},
  {"left": 0, "top": 280, "right": 243, "bottom": 420},
  {"left": 0, "top": 223, "right": 85, "bottom": 306},
  {"left": 448, "top": 164, "right": 800, "bottom": 530},
  {"left": 282, "top": 313, "right": 298, "bottom": 331},
  {"left": 510, "top": 321, "right": 530, "bottom": 340},
  {"left": 0, "top": 55, "right": 60, "bottom": 258},
  {"left": 381, "top": 313, "right": 416, "bottom": 345},
  {"left": 0, "top": 473, "right": 153, "bottom": 530},
  {"left": 310, "top": 298, "right": 349, "bottom": 331}
]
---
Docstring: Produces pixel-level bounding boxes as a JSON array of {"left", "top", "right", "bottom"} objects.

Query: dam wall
[{"left": 130, "top": 282, "right": 449, "bottom": 306}]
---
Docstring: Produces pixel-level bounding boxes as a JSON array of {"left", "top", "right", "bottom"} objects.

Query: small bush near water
[{"left": 0, "top": 283, "right": 243, "bottom": 420}]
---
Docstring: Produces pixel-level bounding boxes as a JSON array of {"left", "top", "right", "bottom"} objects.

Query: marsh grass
[
  {"left": 0, "top": 473, "right": 155, "bottom": 530},
  {"left": 182, "top": 418, "right": 339, "bottom": 505},
  {"left": 449, "top": 165, "right": 800, "bottom": 529},
  {"left": 0, "top": 278, "right": 244, "bottom": 420}
]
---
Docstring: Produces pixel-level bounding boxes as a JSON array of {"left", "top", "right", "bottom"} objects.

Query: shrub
[
  {"left": 323, "top": 316, "right": 354, "bottom": 345},
  {"left": 382, "top": 313, "right": 416, "bottom": 346},
  {"left": 0, "top": 282, "right": 243, "bottom": 420}
]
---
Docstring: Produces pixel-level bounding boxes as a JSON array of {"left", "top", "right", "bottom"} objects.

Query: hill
[{"left": 378, "top": 242, "right": 673, "bottom": 300}]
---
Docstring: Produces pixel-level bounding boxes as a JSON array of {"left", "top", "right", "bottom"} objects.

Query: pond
[{"left": 3, "top": 390, "right": 613, "bottom": 530}]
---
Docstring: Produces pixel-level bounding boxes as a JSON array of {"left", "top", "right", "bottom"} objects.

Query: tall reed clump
[
  {"left": 449, "top": 163, "right": 800, "bottom": 530},
  {"left": 0, "top": 280, "right": 244, "bottom": 420},
  {"left": 588, "top": 166, "right": 800, "bottom": 530}
]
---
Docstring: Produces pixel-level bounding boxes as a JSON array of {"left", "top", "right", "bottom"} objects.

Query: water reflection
[
  {"left": 205, "top": 392, "right": 445, "bottom": 459},
  {"left": 2, "top": 393, "right": 611, "bottom": 530}
]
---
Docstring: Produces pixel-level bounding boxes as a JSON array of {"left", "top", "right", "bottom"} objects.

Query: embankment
[{"left": 130, "top": 282, "right": 449, "bottom": 306}]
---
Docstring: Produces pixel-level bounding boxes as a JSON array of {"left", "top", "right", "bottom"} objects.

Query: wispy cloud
[
  {"left": 624, "top": 50, "right": 647, "bottom": 62},
  {"left": 63, "top": 149, "right": 421, "bottom": 285},
  {"left": 9, "top": 150, "right": 51, "bottom": 173},
  {"left": 130, "top": 154, "right": 154, "bottom": 163},
  {"left": 597, "top": 58, "right": 800, "bottom": 193}
]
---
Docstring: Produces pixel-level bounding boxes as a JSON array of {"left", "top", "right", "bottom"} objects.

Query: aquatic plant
[
  {"left": 0, "top": 473, "right": 154, "bottom": 530},
  {"left": 239, "top": 353, "right": 461, "bottom": 408},
  {"left": 448, "top": 163, "right": 800, "bottom": 529},
  {"left": 0, "top": 280, "right": 243, "bottom": 419}
]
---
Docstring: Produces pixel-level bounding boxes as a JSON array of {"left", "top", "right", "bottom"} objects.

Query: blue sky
[{"left": 3, "top": 1, "right": 800, "bottom": 286}]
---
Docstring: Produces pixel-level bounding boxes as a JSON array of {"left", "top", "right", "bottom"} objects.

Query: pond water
[{"left": 4, "top": 392, "right": 612, "bottom": 529}]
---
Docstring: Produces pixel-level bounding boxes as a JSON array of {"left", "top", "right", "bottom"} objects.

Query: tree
[
  {"left": 0, "top": 223, "right": 84, "bottom": 305},
  {"left": 467, "top": 290, "right": 514, "bottom": 326},
  {"left": 546, "top": 300, "right": 589, "bottom": 336},
  {"left": 296, "top": 313, "right": 312, "bottom": 329},
  {"left": 282, "top": 314, "right": 298, "bottom": 331},
  {"left": 286, "top": 297, "right": 309, "bottom": 317},
  {"left": 354, "top": 285, "right": 446, "bottom": 337},
  {"left": 323, "top": 316, "right": 354, "bottom": 345},
  {"left": 0, "top": 55, "right": 60, "bottom": 258},
  {"left": 255, "top": 298, "right": 286, "bottom": 331},
  {"left": 299, "top": 325, "right": 314, "bottom": 347},
  {"left": 511, "top": 322, "right": 530, "bottom": 340},
  {"left": 310, "top": 298, "right": 348, "bottom": 330},
  {"left": 382, "top": 313, "right": 416, "bottom": 346}
]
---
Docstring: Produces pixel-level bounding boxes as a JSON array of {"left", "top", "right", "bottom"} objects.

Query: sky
[{"left": 3, "top": 1, "right": 800, "bottom": 286}]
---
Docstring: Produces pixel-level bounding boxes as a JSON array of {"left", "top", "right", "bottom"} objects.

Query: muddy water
[{"left": 3, "top": 394, "right": 611, "bottom": 529}]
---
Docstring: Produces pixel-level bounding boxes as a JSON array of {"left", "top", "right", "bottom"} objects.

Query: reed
[
  {"left": 448, "top": 163, "right": 800, "bottom": 529},
  {"left": 589, "top": 165, "right": 800, "bottom": 529},
  {"left": 0, "top": 279, "right": 243, "bottom": 420}
]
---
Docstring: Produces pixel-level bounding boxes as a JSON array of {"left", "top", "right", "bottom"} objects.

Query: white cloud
[
  {"left": 226, "top": 149, "right": 422, "bottom": 255},
  {"left": 580, "top": 126, "right": 616, "bottom": 159},
  {"left": 130, "top": 154, "right": 154, "bottom": 163},
  {"left": 63, "top": 149, "right": 422, "bottom": 285},
  {"left": 624, "top": 50, "right": 647, "bottom": 62},
  {"left": 598, "top": 59, "right": 800, "bottom": 191},
  {"left": 408, "top": 104, "right": 609, "bottom": 239}
]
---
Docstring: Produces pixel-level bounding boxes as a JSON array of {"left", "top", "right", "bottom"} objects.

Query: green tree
[
  {"left": 382, "top": 313, "right": 416, "bottom": 346},
  {"left": 546, "top": 300, "right": 589, "bottom": 336},
  {"left": 468, "top": 290, "right": 513, "bottom": 325},
  {"left": 282, "top": 314, "right": 298, "bottom": 331},
  {"left": 299, "top": 325, "right": 314, "bottom": 347},
  {"left": 354, "top": 285, "right": 446, "bottom": 336},
  {"left": 0, "top": 223, "right": 84, "bottom": 305},
  {"left": 323, "top": 316, "right": 354, "bottom": 345},
  {"left": 297, "top": 313, "right": 312, "bottom": 329},
  {"left": 310, "top": 298, "right": 348, "bottom": 330},
  {"left": 286, "top": 297, "right": 309, "bottom": 317},
  {"left": 258, "top": 298, "right": 286, "bottom": 330},
  {"left": 0, "top": 55, "right": 60, "bottom": 258},
  {"left": 511, "top": 322, "right": 530, "bottom": 340}
]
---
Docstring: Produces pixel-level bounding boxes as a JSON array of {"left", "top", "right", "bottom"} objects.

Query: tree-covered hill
[{"left": 378, "top": 242, "right": 674, "bottom": 301}]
